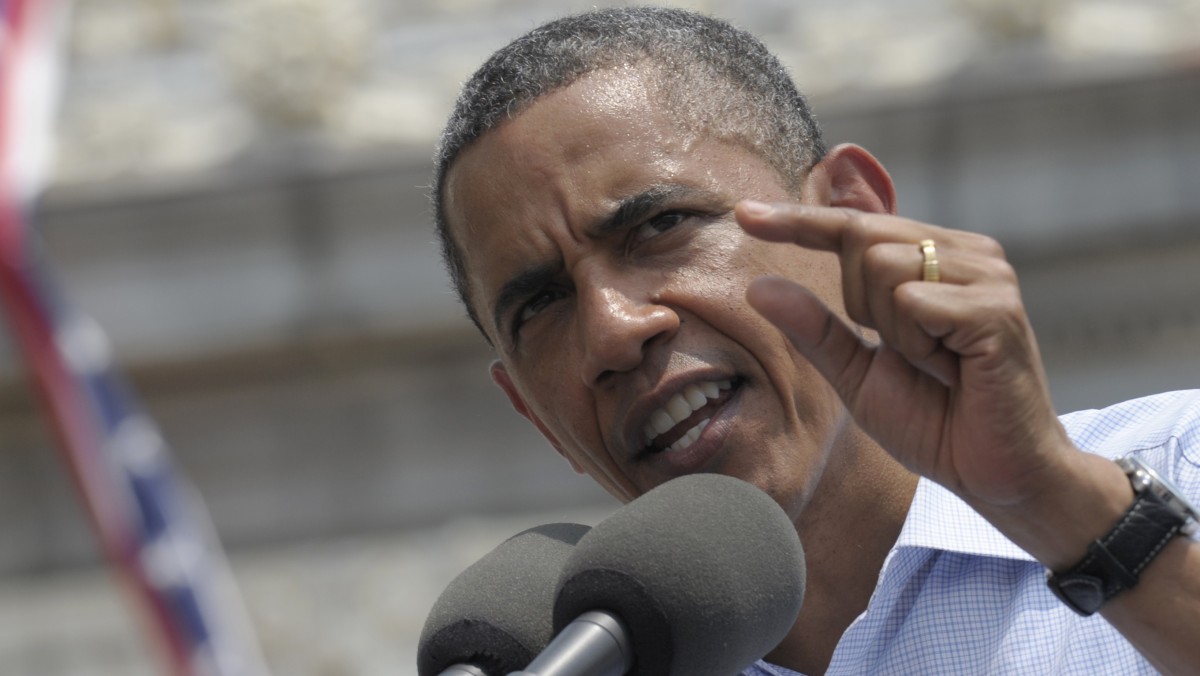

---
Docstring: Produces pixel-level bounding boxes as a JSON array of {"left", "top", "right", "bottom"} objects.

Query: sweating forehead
[
  {"left": 452, "top": 67, "right": 686, "bottom": 178},
  {"left": 442, "top": 66, "right": 702, "bottom": 319},
  {"left": 567, "top": 63, "right": 661, "bottom": 120}
]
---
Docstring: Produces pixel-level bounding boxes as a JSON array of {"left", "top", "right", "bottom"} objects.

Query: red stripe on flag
[
  {"left": 0, "top": 3, "right": 204, "bottom": 674},
  {"left": 0, "top": 212, "right": 199, "bottom": 676}
]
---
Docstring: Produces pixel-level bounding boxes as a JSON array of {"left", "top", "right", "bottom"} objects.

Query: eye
[
  {"left": 631, "top": 211, "right": 688, "bottom": 246},
  {"left": 516, "top": 287, "right": 567, "bottom": 330}
]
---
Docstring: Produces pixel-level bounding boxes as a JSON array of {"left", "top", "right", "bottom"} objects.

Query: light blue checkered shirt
[{"left": 746, "top": 390, "right": 1200, "bottom": 675}]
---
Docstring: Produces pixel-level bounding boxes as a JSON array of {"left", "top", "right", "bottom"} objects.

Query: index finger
[{"left": 735, "top": 201, "right": 925, "bottom": 253}]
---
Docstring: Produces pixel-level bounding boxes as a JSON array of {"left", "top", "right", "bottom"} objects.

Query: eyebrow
[
  {"left": 586, "top": 183, "right": 703, "bottom": 239},
  {"left": 489, "top": 183, "right": 709, "bottom": 342}
]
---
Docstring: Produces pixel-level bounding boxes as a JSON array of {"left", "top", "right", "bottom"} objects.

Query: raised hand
[{"left": 735, "top": 200, "right": 1076, "bottom": 514}]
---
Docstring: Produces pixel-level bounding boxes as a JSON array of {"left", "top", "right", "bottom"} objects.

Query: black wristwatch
[{"left": 1046, "top": 454, "right": 1199, "bottom": 616}]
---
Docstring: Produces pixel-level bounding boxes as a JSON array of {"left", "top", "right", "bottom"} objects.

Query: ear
[
  {"left": 490, "top": 361, "right": 586, "bottom": 474},
  {"left": 802, "top": 143, "right": 897, "bottom": 215}
]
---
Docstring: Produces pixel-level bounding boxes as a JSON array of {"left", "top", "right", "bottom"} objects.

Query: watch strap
[{"left": 1047, "top": 488, "right": 1185, "bottom": 616}]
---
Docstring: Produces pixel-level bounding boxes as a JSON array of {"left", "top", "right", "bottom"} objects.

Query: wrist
[
  {"left": 974, "top": 449, "right": 1133, "bottom": 571},
  {"left": 1046, "top": 454, "right": 1200, "bottom": 616}
]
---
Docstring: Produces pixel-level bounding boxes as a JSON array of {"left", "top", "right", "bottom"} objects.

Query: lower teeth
[{"left": 667, "top": 418, "right": 710, "bottom": 453}]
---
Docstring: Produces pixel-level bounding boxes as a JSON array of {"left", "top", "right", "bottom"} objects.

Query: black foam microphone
[
  {"left": 417, "top": 522, "right": 592, "bottom": 676},
  {"left": 515, "top": 473, "right": 806, "bottom": 676}
]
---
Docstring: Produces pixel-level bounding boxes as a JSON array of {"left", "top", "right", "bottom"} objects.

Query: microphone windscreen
[
  {"left": 418, "top": 522, "right": 591, "bottom": 676},
  {"left": 554, "top": 474, "right": 805, "bottom": 676}
]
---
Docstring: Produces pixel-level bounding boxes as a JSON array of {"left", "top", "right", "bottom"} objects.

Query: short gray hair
[{"left": 432, "top": 6, "right": 826, "bottom": 339}]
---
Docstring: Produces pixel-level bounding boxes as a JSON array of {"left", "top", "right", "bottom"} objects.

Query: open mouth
[{"left": 641, "top": 378, "right": 739, "bottom": 455}]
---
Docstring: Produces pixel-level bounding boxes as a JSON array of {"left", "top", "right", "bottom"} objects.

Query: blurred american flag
[{"left": 0, "top": 1, "right": 269, "bottom": 674}]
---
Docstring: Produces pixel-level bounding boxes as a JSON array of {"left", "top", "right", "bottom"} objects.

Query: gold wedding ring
[{"left": 919, "top": 239, "right": 940, "bottom": 283}]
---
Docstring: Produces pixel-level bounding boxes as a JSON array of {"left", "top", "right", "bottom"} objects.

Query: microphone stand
[{"left": 508, "top": 611, "right": 634, "bottom": 676}]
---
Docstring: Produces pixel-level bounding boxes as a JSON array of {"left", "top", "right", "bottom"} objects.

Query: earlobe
[
  {"left": 804, "top": 143, "right": 897, "bottom": 215},
  {"left": 489, "top": 361, "right": 586, "bottom": 474}
]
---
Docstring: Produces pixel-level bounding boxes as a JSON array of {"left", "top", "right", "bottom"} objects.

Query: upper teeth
[{"left": 643, "top": 379, "right": 732, "bottom": 446}]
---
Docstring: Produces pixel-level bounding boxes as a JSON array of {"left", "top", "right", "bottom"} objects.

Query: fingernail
[{"left": 741, "top": 200, "right": 772, "bottom": 216}]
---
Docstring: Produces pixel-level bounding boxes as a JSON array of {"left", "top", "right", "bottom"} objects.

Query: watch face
[{"left": 1124, "top": 455, "right": 1200, "bottom": 532}]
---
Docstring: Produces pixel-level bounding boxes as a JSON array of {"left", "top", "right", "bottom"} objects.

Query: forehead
[
  {"left": 443, "top": 69, "right": 704, "bottom": 306},
  {"left": 447, "top": 66, "right": 692, "bottom": 206}
]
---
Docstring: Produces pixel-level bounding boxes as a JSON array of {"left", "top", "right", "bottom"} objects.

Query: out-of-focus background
[{"left": 0, "top": 0, "right": 1197, "bottom": 673}]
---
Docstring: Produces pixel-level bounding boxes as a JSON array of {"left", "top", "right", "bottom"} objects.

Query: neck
[{"left": 767, "top": 431, "right": 918, "bottom": 675}]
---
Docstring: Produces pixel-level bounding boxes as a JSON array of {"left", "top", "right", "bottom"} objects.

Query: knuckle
[
  {"left": 997, "top": 284, "right": 1025, "bottom": 311},
  {"left": 861, "top": 243, "right": 893, "bottom": 276},
  {"left": 983, "top": 289, "right": 1029, "bottom": 333},
  {"left": 966, "top": 232, "right": 1006, "bottom": 259},
  {"left": 980, "top": 256, "right": 1018, "bottom": 285},
  {"left": 838, "top": 209, "right": 873, "bottom": 246},
  {"left": 893, "top": 281, "right": 922, "bottom": 310}
]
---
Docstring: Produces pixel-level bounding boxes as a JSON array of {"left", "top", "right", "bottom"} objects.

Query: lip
[{"left": 625, "top": 374, "right": 744, "bottom": 475}]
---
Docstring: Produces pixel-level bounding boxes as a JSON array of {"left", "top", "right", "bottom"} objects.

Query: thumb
[{"left": 746, "top": 275, "right": 873, "bottom": 406}]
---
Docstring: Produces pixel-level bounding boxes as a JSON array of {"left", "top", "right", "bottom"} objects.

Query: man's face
[{"left": 443, "top": 67, "right": 858, "bottom": 517}]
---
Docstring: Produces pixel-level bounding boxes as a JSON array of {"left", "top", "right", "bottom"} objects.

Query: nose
[{"left": 578, "top": 273, "right": 679, "bottom": 387}]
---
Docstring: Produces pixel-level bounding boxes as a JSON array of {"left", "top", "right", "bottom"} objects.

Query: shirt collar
[{"left": 893, "top": 478, "right": 1035, "bottom": 562}]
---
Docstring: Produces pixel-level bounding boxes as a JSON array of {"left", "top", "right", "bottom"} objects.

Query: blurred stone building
[{"left": 0, "top": 0, "right": 1197, "bottom": 673}]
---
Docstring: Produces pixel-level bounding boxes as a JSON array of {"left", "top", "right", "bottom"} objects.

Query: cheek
[
  {"left": 517, "top": 365, "right": 641, "bottom": 500},
  {"left": 524, "top": 376, "right": 606, "bottom": 455},
  {"left": 526, "top": 380, "right": 583, "bottom": 433},
  {"left": 668, "top": 230, "right": 761, "bottom": 298},
  {"left": 801, "top": 253, "right": 846, "bottom": 314},
  {"left": 667, "top": 233, "right": 816, "bottom": 322}
]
